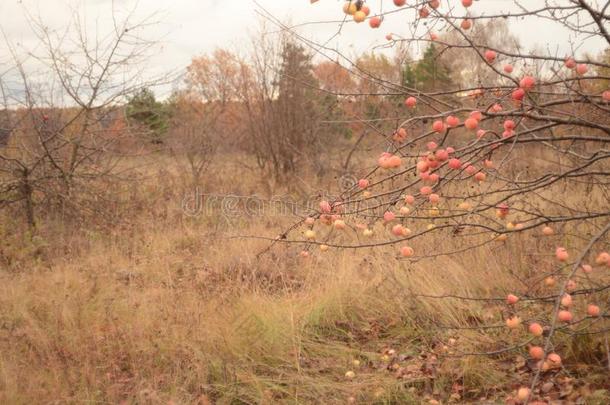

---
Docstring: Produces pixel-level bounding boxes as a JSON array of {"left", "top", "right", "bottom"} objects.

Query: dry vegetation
[
  {"left": 1, "top": 151, "right": 608, "bottom": 404},
  {"left": 1, "top": 1, "right": 610, "bottom": 404}
]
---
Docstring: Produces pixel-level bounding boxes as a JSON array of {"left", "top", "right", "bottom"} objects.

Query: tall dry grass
[{"left": 0, "top": 154, "right": 608, "bottom": 404}]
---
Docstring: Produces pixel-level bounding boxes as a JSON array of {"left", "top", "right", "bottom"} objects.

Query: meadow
[
  {"left": 1, "top": 1, "right": 610, "bottom": 404},
  {"left": 1, "top": 150, "right": 608, "bottom": 404}
]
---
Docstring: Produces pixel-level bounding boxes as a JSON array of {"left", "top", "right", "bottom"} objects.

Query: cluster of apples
[
  {"left": 334, "top": 0, "right": 519, "bottom": 41},
  {"left": 423, "top": 75, "right": 539, "bottom": 142},
  {"left": 562, "top": 58, "right": 610, "bottom": 101},
  {"left": 564, "top": 57, "right": 589, "bottom": 75},
  {"left": 299, "top": 202, "right": 346, "bottom": 255},
  {"left": 339, "top": 0, "right": 481, "bottom": 30},
  {"left": 410, "top": 0, "right": 477, "bottom": 21},
  {"left": 563, "top": 58, "right": 610, "bottom": 101},
  {"left": 484, "top": 51, "right": 596, "bottom": 102},
  {"left": 482, "top": 49, "right": 515, "bottom": 75},
  {"left": 378, "top": 209, "right": 417, "bottom": 257},
  {"left": 303, "top": 88, "right": 605, "bottom": 262},
  {"left": 313, "top": 3, "right": 610, "bottom": 403},
  {"left": 341, "top": 1, "right": 384, "bottom": 27},
  {"left": 377, "top": 152, "right": 402, "bottom": 169},
  {"left": 503, "top": 244, "right": 608, "bottom": 401}
]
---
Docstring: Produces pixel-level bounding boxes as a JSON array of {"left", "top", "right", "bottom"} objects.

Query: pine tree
[
  {"left": 125, "top": 88, "right": 170, "bottom": 144},
  {"left": 412, "top": 44, "right": 451, "bottom": 91}
]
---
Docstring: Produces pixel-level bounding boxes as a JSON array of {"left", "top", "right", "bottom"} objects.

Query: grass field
[{"left": 1, "top": 154, "right": 608, "bottom": 404}]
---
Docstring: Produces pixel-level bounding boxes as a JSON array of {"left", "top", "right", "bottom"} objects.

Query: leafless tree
[{"left": 0, "top": 9, "right": 166, "bottom": 231}]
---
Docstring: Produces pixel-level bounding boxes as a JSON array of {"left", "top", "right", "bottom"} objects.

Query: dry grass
[{"left": 0, "top": 155, "right": 608, "bottom": 404}]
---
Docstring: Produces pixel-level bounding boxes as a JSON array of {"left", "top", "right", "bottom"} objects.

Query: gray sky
[{"left": 0, "top": 0, "right": 607, "bottom": 97}]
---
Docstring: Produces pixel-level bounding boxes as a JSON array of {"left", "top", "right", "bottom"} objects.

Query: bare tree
[
  {"left": 166, "top": 91, "right": 218, "bottom": 189},
  {"left": 0, "top": 9, "right": 165, "bottom": 230},
  {"left": 231, "top": 26, "right": 344, "bottom": 188}
]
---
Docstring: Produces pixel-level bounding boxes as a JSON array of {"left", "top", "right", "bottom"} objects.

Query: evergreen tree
[
  {"left": 275, "top": 41, "right": 341, "bottom": 175},
  {"left": 401, "top": 44, "right": 452, "bottom": 92},
  {"left": 412, "top": 44, "right": 451, "bottom": 91},
  {"left": 126, "top": 88, "right": 170, "bottom": 144},
  {"left": 401, "top": 63, "right": 416, "bottom": 89}
]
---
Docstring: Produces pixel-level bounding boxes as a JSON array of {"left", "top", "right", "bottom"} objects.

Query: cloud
[{"left": 0, "top": 0, "right": 606, "bottom": 100}]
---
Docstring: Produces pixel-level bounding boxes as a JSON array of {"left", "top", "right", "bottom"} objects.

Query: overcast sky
[{"left": 0, "top": 0, "right": 607, "bottom": 97}]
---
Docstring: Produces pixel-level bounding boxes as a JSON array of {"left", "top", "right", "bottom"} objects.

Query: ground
[{"left": 0, "top": 155, "right": 608, "bottom": 404}]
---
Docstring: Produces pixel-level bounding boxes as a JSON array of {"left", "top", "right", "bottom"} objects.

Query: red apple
[
  {"left": 519, "top": 75, "right": 535, "bottom": 90},
  {"left": 595, "top": 251, "right": 610, "bottom": 265},
  {"left": 587, "top": 304, "right": 600, "bottom": 317},
  {"left": 576, "top": 63, "right": 588, "bottom": 75},
  {"left": 557, "top": 310, "right": 572, "bottom": 323},
  {"left": 417, "top": 160, "right": 430, "bottom": 172},
  {"left": 435, "top": 149, "right": 449, "bottom": 161},
  {"left": 547, "top": 353, "right": 561, "bottom": 366},
  {"left": 383, "top": 211, "right": 396, "bottom": 222},
  {"left": 420, "top": 186, "right": 433, "bottom": 195},
  {"left": 405, "top": 96, "right": 417, "bottom": 108},
  {"left": 392, "top": 224, "right": 404, "bottom": 236},
  {"left": 555, "top": 247, "right": 569, "bottom": 262},
  {"left": 461, "top": 19, "right": 472, "bottom": 30},
  {"left": 400, "top": 246, "right": 414, "bottom": 257},
  {"left": 393, "top": 128, "right": 407, "bottom": 142},
  {"left": 506, "top": 316, "right": 521, "bottom": 328},
  {"left": 320, "top": 200, "right": 332, "bottom": 213},
  {"left": 484, "top": 50, "right": 497, "bottom": 63},
  {"left": 512, "top": 88, "right": 525, "bottom": 101},
  {"left": 369, "top": 16, "right": 382, "bottom": 28},
  {"left": 446, "top": 115, "right": 460, "bottom": 127},
  {"left": 432, "top": 120, "right": 445, "bottom": 132},
  {"left": 529, "top": 346, "right": 544, "bottom": 359},
  {"left": 464, "top": 118, "right": 478, "bottom": 130},
  {"left": 529, "top": 323, "right": 543, "bottom": 336},
  {"left": 448, "top": 158, "right": 462, "bottom": 170}
]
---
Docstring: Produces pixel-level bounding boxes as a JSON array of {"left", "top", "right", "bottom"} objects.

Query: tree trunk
[{"left": 19, "top": 170, "right": 36, "bottom": 231}]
